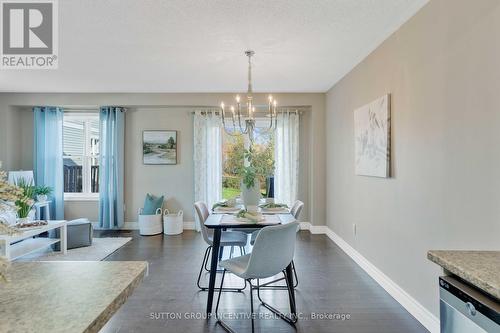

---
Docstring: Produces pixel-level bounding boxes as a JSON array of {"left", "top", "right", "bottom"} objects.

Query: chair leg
[
  {"left": 256, "top": 278, "right": 263, "bottom": 303},
  {"left": 255, "top": 259, "right": 299, "bottom": 290},
  {"left": 215, "top": 269, "right": 226, "bottom": 315},
  {"left": 215, "top": 270, "right": 243, "bottom": 333},
  {"left": 196, "top": 246, "right": 211, "bottom": 290},
  {"left": 292, "top": 260, "right": 299, "bottom": 288},
  {"left": 219, "top": 246, "right": 224, "bottom": 261},
  {"left": 217, "top": 277, "right": 296, "bottom": 333},
  {"left": 249, "top": 279, "right": 255, "bottom": 333},
  {"left": 283, "top": 270, "right": 298, "bottom": 323},
  {"left": 254, "top": 273, "right": 297, "bottom": 326},
  {"left": 204, "top": 246, "right": 212, "bottom": 272},
  {"left": 205, "top": 246, "right": 231, "bottom": 273},
  {"left": 229, "top": 246, "right": 234, "bottom": 259},
  {"left": 198, "top": 246, "right": 246, "bottom": 292}
]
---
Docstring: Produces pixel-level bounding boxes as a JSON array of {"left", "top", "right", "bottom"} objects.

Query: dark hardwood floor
[{"left": 96, "top": 230, "right": 427, "bottom": 333}]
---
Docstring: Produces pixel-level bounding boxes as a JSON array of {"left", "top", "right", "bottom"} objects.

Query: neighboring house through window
[{"left": 63, "top": 113, "right": 100, "bottom": 200}]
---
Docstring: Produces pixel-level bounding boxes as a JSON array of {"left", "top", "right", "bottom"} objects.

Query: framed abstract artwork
[
  {"left": 143, "top": 130, "right": 178, "bottom": 165},
  {"left": 354, "top": 94, "right": 391, "bottom": 178}
]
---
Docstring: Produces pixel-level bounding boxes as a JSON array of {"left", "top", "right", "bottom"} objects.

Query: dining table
[{"left": 203, "top": 211, "right": 297, "bottom": 318}]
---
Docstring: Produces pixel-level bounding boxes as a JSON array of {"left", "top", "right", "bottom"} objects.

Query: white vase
[
  {"left": 16, "top": 217, "right": 31, "bottom": 224},
  {"left": 36, "top": 194, "right": 47, "bottom": 203},
  {"left": 241, "top": 179, "right": 261, "bottom": 210}
]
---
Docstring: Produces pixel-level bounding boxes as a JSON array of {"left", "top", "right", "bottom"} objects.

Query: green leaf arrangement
[
  {"left": 236, "top": 209, "right": 263, "bottom": 222},
  {"left": 240, "top": 145, "right": 275, "bottom": 189},
  {"left": 212, "top": 201, "right": 231, "bottom": 211},
  {"left": 259, "top": 202, "right": 288, "bottom": 209},
  {"left": 15, "top": 178, "right": 36, "bottom": 219},
  {"left": 35, "top": 185, "right": 53, "bottom": 196}
]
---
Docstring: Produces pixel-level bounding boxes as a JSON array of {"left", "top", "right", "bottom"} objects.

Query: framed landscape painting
[
  {"left": 143, "top": 130, "right": 178, "bottom": 165},
  {"left": 354, "top": 94, "right": 390, "bottom": 178}
]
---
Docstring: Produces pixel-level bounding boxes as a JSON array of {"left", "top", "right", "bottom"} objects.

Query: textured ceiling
[{"left": 0, "top": 0, "right": 428, "bottom": 93}]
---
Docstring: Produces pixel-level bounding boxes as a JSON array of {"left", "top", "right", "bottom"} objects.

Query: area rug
[{"left": 19, "top": 237, "right": 132, "bottom": 261}]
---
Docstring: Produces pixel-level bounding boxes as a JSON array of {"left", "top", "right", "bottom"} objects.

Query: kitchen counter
[
  {"left": 0, "top": 261, "right": 148, "bottom": 333},
  {"left": 427, "top": 250, "right": 500, "bottom": 300}
]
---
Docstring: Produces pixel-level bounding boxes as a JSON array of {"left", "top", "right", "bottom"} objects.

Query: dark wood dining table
[{"left": 203, "top": 213, "right": 297, "bottom": 317}]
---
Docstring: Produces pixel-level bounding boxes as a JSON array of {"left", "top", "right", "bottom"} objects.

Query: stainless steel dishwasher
[{"left": 439, "top": 276, "right": 500, "bottom": 333}]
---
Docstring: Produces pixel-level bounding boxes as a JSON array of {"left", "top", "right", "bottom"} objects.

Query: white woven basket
[
  {"left": 163, "top": 209, "right": 183, "bottom": 235},
  {"left": 138, "top": 207, "right": 163, "bottom": 236}
]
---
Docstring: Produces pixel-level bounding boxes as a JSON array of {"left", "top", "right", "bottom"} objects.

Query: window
[
  {"left": 222, "top": 119, "right": 275, "bottom": 200},
  {"left": 63, "top": 113, "right": 100, "bottom": 200}
]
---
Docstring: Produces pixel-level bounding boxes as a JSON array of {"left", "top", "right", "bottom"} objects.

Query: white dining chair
[
  {"left": 249, "top": 200, "right": 304, "bottom": 289},
  {"left": 215, "top": 222, "right": 300, "bottom": 332},
  {"left": 194, "top": 201, "right": 248, "bottom": 292},
  {"left": 290, "top": 200, "right": 304, "bottom": 221}
]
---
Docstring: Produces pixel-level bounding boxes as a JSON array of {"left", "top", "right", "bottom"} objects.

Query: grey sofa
[{"left": 50, "top": 218, "right": 93, "bottom": 250}]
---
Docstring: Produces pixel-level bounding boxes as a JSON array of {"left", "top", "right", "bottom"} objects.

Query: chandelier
[{"left": 220, "top": 50, "right": 278, "bottom": 142}]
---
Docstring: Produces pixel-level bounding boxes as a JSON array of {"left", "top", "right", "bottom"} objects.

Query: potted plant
[
  {"left": 239, "top": 146, "right": 275, "bottom": 210},
  {"left": 14, "top": 178, "right": 36, "bottom": 223},
  {"left": 0, "top": 162, "right": 23, "bottom": 224},
  {"left": 35, "top": 185, "right": 52, "bottom": 203},
  {"left": 0, "top": 161, "right": 23, "bottom": 282}
]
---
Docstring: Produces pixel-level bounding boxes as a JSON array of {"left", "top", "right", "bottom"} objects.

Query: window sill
[{"left": 64, "top": 194, "right": 99, "bottom": 202}]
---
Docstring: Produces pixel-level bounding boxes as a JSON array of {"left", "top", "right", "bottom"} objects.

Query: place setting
[{"left": 212, "top": 198, "right": 290, "bottom": 215}]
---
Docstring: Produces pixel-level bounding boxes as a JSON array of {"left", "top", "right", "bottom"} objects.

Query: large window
[
  {"left": 63, "top": 113, "right": 100, "bottom": 200},
  {"left": 222, "top": 119, "right": 275, "bottom": 200}
]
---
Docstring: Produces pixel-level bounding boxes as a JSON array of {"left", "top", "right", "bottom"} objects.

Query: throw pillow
[{"left": 142, "top": 193, "right": 164, "bottom": 215}]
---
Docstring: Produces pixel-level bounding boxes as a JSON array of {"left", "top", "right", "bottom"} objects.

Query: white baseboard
[
  {"left": 299, "top": 222, "right": 328, "bottom": 234},
  {"left": 307, "top": 225, "right": 439, "bottom": 333},
  {"left": 122, "top": 222, "right": 138, "bottom": 230},
  {"left": 182, "top": 221, "right": 196, "bottom": 230}
]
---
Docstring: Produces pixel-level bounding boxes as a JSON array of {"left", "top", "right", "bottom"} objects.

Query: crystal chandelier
[{"left": 220, "top": 50, "right": 278, "bottom": 142}]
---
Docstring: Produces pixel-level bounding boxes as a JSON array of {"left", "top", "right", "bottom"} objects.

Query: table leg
[
  {"left": 206, "top": 228, "right": 221, "bottom": 314},
  {"left": 60, "top": 224, "right": 68, "bottom": 254},
  {"left": 285, "top": 263, "right": 297, "bottom": 317},
  {"left": 45, "top": 205, "right": 51, "bottom": 221}
]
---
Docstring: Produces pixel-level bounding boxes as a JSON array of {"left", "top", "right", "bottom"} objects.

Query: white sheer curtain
[
  {"left": 193, "top": 110, "right": 222, "bottom": 231},
  {"left": 274, "top": 111, "right": 299, "bottom": 207}
]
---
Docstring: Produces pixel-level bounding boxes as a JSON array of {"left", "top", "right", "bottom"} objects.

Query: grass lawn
[
  {"left": 222, "top": 187, "right": 240, "bottom": 199},
  {"left": 222, "top": 187, "right": 268, "bottom": 200}
]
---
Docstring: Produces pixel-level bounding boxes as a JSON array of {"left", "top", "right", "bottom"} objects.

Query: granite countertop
[
  {"left": 427, "top": 250, "right": 500, "bottom": 300},
  {"left": 0, "top": 261, "right": 148, "bottom": 333}
]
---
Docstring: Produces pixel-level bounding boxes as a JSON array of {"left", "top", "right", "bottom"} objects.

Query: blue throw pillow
[{"left": 143, "top": 193, "right": 164, "bottom": 215}]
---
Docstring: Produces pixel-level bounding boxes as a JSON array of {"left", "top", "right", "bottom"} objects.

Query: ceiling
[{"left": 0, "top": 0, "right": 428, "bottom": 93}]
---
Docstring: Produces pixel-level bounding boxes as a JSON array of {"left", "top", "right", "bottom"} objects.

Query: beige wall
[
  {"left": 65, "top": 201, "right": 99, "bottom": 221},
  {"left": 326, "top": 0, "right": 500, "bottom": 317},
  {"left": 124, "top": 107, "right": 195, "bottom": 221},
  {"left": 0, "top": 93, "right": 325, "bottom": 224}
]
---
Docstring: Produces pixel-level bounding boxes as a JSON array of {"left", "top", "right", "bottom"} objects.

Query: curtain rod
[
  {"left": 189, "top": 107, "right": 308, "bottom": 115},
  {"left": 190, "top": 110, "right": 303, "bottom": 115}
]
